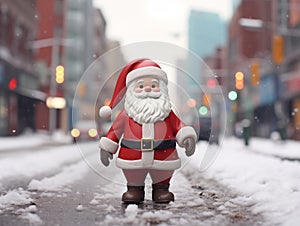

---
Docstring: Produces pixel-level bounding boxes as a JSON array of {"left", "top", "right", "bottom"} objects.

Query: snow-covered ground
[
  {"left": 0, "top": 137, "right": 93, "bottom": 225},
  {"left": 0, "top": 130, "right": 72, "bottom": 152},
  {"left": 0, "top": 133, "right": 300, "bottom": 225},
  {"left": 0, "top": 142, "right": 91, "bottom": 191},
  {"left": 191, "top": 137, "right": 300, "bottom": 226}
]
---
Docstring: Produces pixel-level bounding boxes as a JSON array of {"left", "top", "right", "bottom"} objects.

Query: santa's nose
[{"left": 144, "top": 86, "right": 151, "bottom": 92}]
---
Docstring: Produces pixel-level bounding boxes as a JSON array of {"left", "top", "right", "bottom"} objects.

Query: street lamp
[
  {"left": 239, "top": 17, "right": 300, "bottom": 37},
  {"left": 46, "top": 97, "right": 66, "bottom": 109},
  {"left": 239, "top": 18, "right": 264, "bottom": 29},
  {"left": 28, "top": 38, "right": 72, "bottom": 133}
]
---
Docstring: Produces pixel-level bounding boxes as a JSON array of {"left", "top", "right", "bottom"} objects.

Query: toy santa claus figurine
[{"left": 99, "top": 58, "right": 197, "bottom": 204}]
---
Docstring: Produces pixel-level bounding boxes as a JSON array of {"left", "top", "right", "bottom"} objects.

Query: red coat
[{"left": 102, "top": 110, "right": 188, "bottom": 170}]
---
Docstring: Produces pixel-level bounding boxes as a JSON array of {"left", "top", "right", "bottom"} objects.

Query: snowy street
[
  {"left": 0, "top": 134, "right": 299, "bottom": 225},
  {"left": 3, "top": 0, "right": 300, "bottom": 225}
]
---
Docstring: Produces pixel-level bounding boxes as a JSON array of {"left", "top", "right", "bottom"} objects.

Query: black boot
[
  {"left": 122, "top": 185, "right": 145, "bottom": 204},
  {"left": 152, "top": 183, "right": 174, "bottom": 203}
]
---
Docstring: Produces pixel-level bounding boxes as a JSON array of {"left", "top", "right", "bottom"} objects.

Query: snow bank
[
  {"left": 0, "top": 130, "right": 72, "bottom": 152},
  {"left": 250, "top": 137, "right": 300, "bottom": 159},
  {"left": 0, "top": 133, "right": 48, "bottom": 152},
  {"left": 28, "top": 161, "right": 89, "bottom": 192},
  {"left": 0, "top": 142, "right": 95, "bottom": 190},
  {"left": 192, "top": 137, "right": 300, "bottom": 226}
]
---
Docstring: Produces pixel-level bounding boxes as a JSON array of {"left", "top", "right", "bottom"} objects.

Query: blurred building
[
  {"left": 204, "top": 47, "right": 227, "bottom": 87},
  {"left": 95, "top": 39, "right": 126, "bottom": 134},
  {"left": 228, "top": 0, "right": 300, "bottom": 140},
  {"left": 65, "top": 0, "right": 95, "bottom": 130},
  {"left": 34, "top": 0, "right": 111, "bottom": 134},
  {"left": 189, "top": 10, "right": 226, "bottom": 59},
  {"left": 183, "top": 10, "right": 227, "bottom": 131},
  {"left": 0, "top": 0, "right": 39, "bottom": 136},
  {"left": 227, "top": 0, "right": 274, "bottom": 138},
  {"left": 76, "top": 7, "right": 109, "bottom": 125},
  {"left": 0, "top": 1, "right": 123, "bottom": 136},
  {"left": 232, "top": 0, "right": 242, "bottom": 11},
  {"left": 280, "top": 0, "right": 300, "bottom": 140},
  {"left": 66, "top": 2, "right": 126, "bottom": 136},
  {"left": 34, "top": 0, "right": 67, "bottom": 132},
  {"left": 187, "top": 10, "right": 226, "bottom": 108},
  {"left": 174, "top": 58, "right": 191, "bottom": 123},
  {"left": 93, "top": 8, "right": 107, "bottom": 60},
  {"left": 96, "top": 39, "right": 125, "bottom": 107}
]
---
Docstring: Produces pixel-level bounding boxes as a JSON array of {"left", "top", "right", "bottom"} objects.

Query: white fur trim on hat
[
  {"left": 99, "top": 106, "right": 111, "bottom": 119},
  {"left": 126, "top": 66, "right": 167, "bottom": 86},
  {"left": 176, "top": 126, "right": 197, "bottom": 147},
  {"left": 99, "top": 137, "right": 118, "bottom": 154}
]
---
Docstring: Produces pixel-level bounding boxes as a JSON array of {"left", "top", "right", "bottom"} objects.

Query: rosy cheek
[
  {"left": 135, "top": 88, "right": 143, "bottom": 93},
  {"left": 152, "top": 87, "right": 160, "bottom": 92}
]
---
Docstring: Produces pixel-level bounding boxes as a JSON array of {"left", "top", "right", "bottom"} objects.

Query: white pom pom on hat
[
  {"left": 99, "top": 105, "right": 112, "bottom": 119},
  {"left": 98, "top": 58, "right": 167, "bottom": 119}
]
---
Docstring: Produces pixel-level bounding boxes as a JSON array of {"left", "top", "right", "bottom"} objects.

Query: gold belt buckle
[{"left": 140, "top": 138, "right": 154, "bottom": 151}]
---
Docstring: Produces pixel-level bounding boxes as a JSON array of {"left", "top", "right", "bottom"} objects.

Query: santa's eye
[
  {"left": 151, "top": 84, "right": 156, "bottom": 88},
  {"left": 139, "top": 85, "right": 144, "bottom": 89}
]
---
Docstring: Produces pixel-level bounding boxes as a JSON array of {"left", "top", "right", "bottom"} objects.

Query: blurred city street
[{"left": 1, "top": 0, "right": 300, "bottom": 225}]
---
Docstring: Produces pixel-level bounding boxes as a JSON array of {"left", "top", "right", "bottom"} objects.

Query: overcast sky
[{"left": 93, "top": 0, "right": 233, "bottom": 48}]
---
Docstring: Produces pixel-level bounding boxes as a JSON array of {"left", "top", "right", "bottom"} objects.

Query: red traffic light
[{"left": 8, "top": 78, "right": 18, "bottom": 90}]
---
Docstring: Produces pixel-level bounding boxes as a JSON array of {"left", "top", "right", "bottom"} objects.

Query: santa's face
[
  {"left": 125, "top": 76, "right": 172, "bottom": 124},
  {"left": 134, "top": 77, "right": 160, "bottom": 93},
  {"left": 133, "top": 77, "right": 161, "bottom": 99}
]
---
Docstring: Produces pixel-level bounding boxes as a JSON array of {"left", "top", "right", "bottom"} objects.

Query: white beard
[{"left": 124, "top": 81, "right": 172, "bottom": 124}]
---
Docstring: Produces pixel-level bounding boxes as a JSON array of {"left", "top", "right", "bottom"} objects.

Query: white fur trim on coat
[
  {"left": 99, "top": 137, "right": 119, "bottom": 154},
  {"left": 176, "top": 126, "right": 197, "bottom": 147},
  {"left": 126, "top": 66, "right": 168, "bottom": 86},
  {"left": 116, "top": 158, "right": 181, "bottom": 170}
]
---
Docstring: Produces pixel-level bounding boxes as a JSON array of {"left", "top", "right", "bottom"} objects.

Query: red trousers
[{"left": 122, "top": 169, "right": 174, "bottom": 186}]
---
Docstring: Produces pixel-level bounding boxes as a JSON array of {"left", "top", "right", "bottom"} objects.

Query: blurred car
[
  {"left": 193, "top": 114, "right": 220, "bottom": 145},
  {"left": 71, "top": 120, "right": 98, "bottom": 141}
]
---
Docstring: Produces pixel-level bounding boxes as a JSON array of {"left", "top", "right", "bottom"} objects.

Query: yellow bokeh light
[
  {"left": 187, "top": 98, "right": 197, "bottom": 108},
  {"left": 56, "top": 65, "right": 64, "bottom": 72},
  {"left": 88, "top": 129, "right": 98, "bottom": 138},
  {"left": 71, "top": 128, "right": 80, "bottom": 138},
  {"left": 235, "top": 72, "right": 244, "bottom": 80}
]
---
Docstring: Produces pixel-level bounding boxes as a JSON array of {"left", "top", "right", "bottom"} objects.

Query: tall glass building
[{"left": 187, "top": 10, "right": 226, "bottom": 101}]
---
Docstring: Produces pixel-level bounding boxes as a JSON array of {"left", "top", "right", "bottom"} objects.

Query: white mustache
[{"left": 134, "top": 91, "right": 161, "bottom": 99}]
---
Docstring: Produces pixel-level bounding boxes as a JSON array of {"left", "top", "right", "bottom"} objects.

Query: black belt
[{"left": 121, "top": 138, "right": 176, "bottom": 151}]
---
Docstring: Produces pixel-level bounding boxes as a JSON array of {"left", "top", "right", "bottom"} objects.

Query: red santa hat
[{"left": 99, "top": 58, "right": 168, "bottom": 118}]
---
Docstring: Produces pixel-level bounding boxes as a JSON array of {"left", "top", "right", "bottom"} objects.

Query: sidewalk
[{"left": 0, "top": 130, "right": 73, "bottom": 152}]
